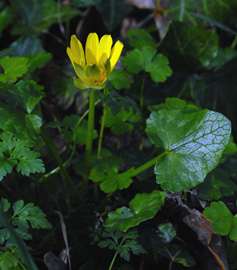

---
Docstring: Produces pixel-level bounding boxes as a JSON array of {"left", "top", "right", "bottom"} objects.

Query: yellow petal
[
  {"left": 66, "top": 47, "right": 75, "bottom": 68},
  {"left": 97, "top": 35, "right": 113, "bottom": 67},
  {"left": 70, "top": 35, "right": 85, "bottom": 67},
  {"left": 110, "top": 40, "right": 124, "bottom": 70},
  {"left": 86, "top": 33, "right": 99, "bottom": 65}
]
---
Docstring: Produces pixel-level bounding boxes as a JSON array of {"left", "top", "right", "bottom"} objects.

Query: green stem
[
  {"left": 98, "top": 103, "right": 107, "bottom": 159},
  {"left": 83, "top": 89, "right": 96, "bottom": 196},
  {"left": 231, "top": 34, "right": 237, "bottom": 49},
  {"left": 18, "top": 259, "right": 27, "bottom": 270},
  {"left": 35, "top": 99, "right": 101, "bottom": 186},
  {"left": 108, "top": 252, "right": 118, "bottom": 270},
  {"left": 139, "top": 73, "right": 146, "bottom": 151},
  {"left": 132, "top": 152, "right": 166, "bottom": 178},
  {"left": 108, "top": 237, "right": 126, "bottom": 270}
]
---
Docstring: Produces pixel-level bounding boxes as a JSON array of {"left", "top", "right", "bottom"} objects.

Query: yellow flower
[{"left": 67, "top": 33, "right": 124, "bottom": 89}]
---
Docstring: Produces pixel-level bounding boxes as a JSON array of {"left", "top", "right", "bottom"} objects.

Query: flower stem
[
  {"left": 95, "top": 102, "right": 107, "bottom": 199},
  {"left": 97, "top": 103, "right": 107, "bottom": 159},
  {"left": 83, "top": 89, "right": 96, "bottom": 196},
  {"left": 34, "top": 99, "right": 101, "bottom": 188}
]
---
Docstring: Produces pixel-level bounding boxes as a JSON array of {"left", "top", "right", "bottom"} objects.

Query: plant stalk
[
  {"left": 97, "top": 103, "right": 107, "bottom": 159},
  {"left": 83, "top": 89, "right": 96, "bottom": 196},
  {"left": 108, "top": 252, "right": 118, "bottom": 270},
  {"left": 108, "top": 237, "right": 126, "bottom": 270},
  {"left": 132, "top": 152, "right": 166, "bottom": 178}
]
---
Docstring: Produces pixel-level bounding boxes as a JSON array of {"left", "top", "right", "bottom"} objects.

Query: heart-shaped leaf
[
  {"left": 204, "top": 201, "right": 237, "bottom": 240},
  {"left": 106, "top": 190, "right": 166, "bottom": 232},
  {"left": 146, "top": 109, "right": 231, "bottom": 192}
]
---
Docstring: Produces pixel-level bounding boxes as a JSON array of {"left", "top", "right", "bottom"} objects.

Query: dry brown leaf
[{"left": 183, "top": 211, "right": 214, "bottom": 246}]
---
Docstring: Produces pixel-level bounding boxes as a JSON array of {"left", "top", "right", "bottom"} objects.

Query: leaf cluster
[
  {"left": 98, "top": 228, "right": 146, "bottom": 262},
  {"left": 0, "top": 198, "right": 51, "bottom": 269}
]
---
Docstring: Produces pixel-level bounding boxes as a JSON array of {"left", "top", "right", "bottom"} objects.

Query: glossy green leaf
[
  {"left": 122, "top": 47, "right": 172, "bottom": 82},
  {"left": 158, "top": 21, "right": 219, "bottom": 71},
  {"left": 106, "top": 190, "right": 166, "bottom": 232},
  {"left": 0, "top": 56, "right": 28, "bottom": 83},
  {"left": 109, "top": 69, "right": 133, "bottom": 90},
  {"left": 203, "top": 201, "right": 237, "bottom": 240},
  {"left": 146, "top": 109, "right": 231, "bottom": 192}
]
